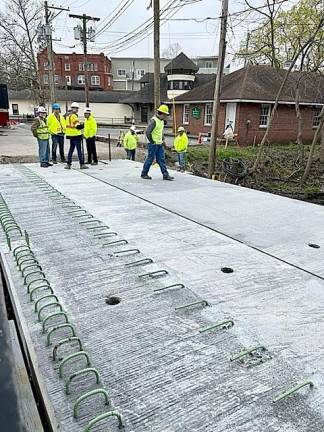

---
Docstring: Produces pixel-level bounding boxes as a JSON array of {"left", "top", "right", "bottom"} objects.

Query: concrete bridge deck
[{"left": 0, "top": 161, "right": 323, "bottom": 431}]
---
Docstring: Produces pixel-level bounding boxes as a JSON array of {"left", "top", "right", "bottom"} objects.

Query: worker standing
[
  {"left": 47, "top": 103, "right": 66, "bottom": 163},
  {"left": 123, "top": 125, "right": 138, "bottom": 161},
  {"left": 31, "top": 106, "right": 52, "bottom": 168},
  {"left": 141, "top": 104, "right": 174, "bottom": 180},
  {"left": 64, "top": 102, "right": 88, "bottom": 170},
  {"left": 173, "top": 126, "right": 189, "bottom": 172},
  {"left": 84, "top": 108, "right": 98, "bottom": 165}
]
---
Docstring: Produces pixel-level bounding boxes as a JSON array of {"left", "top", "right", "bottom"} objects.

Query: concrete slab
[
  {"left": 1, "top": 162, "right": 324, "bottom": 431},
  {"left": 80, "top": 160, "right": 324, "bottom": 278}
]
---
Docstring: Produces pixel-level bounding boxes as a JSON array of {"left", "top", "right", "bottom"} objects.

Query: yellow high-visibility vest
[
  {"left": 174, "top": 133, "right": 188, "bottom": 152},
  {"left": 47, "top": 112, "right": 66, "bottom": 135},
  {"left": 66, "top": 113, "right": 82, "bottom": 137},
  {"left": 123, "top": 131, "right": 138, "bottom": 150},
  {"left": 151, "top": 116, "right": 164, "bottom": 144}
]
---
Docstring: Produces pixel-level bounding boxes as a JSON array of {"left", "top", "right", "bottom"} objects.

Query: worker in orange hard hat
[{"left": 141, "top": 104, "right": 174, "bottom": 181}]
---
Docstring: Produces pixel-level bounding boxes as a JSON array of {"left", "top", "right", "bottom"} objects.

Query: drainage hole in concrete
[
  {"left": 221, "top": 267, "right": 234, "bottom": 274},
  {"left": 308, "top": 243, "right": 320, "bottom": 249},
  {"left": 105, "top": 296, "right": 121, "bottom": 305}
]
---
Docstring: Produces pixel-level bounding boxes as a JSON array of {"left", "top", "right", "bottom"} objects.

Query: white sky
[{"left": 0, "top": 0, "right": 293, "bottom": 67}]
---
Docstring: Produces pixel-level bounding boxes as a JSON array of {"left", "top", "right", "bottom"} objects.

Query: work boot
[
  {"left": 163, "top": 174, "right": 174, "bottom": 181},
  {"left": 64, "top": 164, "right": 71, "bottom": 170},
  {"left": 80, "top": 164, "right": 89, "bottom": 170},
  {"left": 61, "top": 158, "right": 66, "bottom": 163},
  {"left": 40, "top": 163, "right": 48, "bottom": 168},
  {"left": 91, "top": 162, "right": 98, "bottom": 166},
  {"left": 47, "top": 162, "right": 53, "bottom": 167},
  {"left": 141, "top": 174, "right": 152, "bottom": 180},
  {"left": 52, "top": 160, "right": 58, "bottom": 165}
]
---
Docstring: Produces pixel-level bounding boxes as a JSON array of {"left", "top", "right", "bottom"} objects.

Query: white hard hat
[
  {"left": 130, "top": 125, "right": 137, "bottom": 132},
  {"left": 178, "top": 126, "right": 185, "bottom": 132},
  {"left": 37, "top": 106, "right": 47, "bottom": 113},
  {"left": 71, "top": 102, "right": 80, "bottom": 108},
  {"left": 84, "top": 108, "right": 92, "bottom": 114}
]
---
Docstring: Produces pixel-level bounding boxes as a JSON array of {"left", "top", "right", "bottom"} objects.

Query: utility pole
[
  {"left": 207, "top": 0, "right": 229, "bottom": 179},
  {"left": 153, "top": 0, "right": 160, "bottom": 112},
  {"left": 69, "top": 13, "right": 100, "bottom": 107},
  {"left": 42, "top": 3, "right": 69, "bottom": 103},
  {"left": 44, "top": 1, "right": 55, "bottom": 102}
]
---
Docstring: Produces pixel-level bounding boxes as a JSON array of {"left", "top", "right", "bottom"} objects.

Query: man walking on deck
[{"left": 141, "top": 105, "right": 174, "bottom": 181}]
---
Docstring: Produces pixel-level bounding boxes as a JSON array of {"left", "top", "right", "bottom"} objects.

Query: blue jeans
[
  {"left": 37, "top": 139, "right": 50, "bottom": 164},
  {"left": 177, "top": 152, "right": 186, "bottom": 170},
  {"left": 67, "top": 136, "right": 84, "bottom": 165},
  {"left": 141, "top": 143, "right": 168, "bottom": 176},
  {"left": 51, "top": 134, "right": 65, "bottom": 161}
]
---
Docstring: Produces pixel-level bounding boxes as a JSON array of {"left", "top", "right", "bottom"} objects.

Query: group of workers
[
  {"left": 31, "top": 102, "right": 189, "bottom": 180},
  {"left": 31, "top": 102, "right": 97, "bottom": 169}
]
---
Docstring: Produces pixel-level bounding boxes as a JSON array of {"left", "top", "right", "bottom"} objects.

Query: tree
[
  {"left": 161, "top": 42, "right": 182, "bottom": 59},
  {"left": 238, "top": 0, "right": 324, "bottom": 73},
  {"left": 0, "top": 0, "right": 42, "bottom": 97}
]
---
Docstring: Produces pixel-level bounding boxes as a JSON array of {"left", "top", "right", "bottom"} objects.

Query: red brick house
[
  {"left": 173, "top": 65, "right": 324, "bottom": 146},
  {"left": 37, "top": 49, "right": 113, "bottom": 91}
]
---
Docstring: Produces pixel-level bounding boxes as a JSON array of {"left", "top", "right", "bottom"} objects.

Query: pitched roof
[
  {"left": 121, "top": 73, "right": 215, "bottom": 104},
  {"left": 8, "top": 89, "right": 133, "bottom": 104},
  {"left": 164, "top": 52, "right": 199, "bottom": 73},
  {"left": 174, "top": 65, "right": 324, "bottom": 104}
]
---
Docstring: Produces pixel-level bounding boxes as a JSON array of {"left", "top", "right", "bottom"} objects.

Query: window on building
[
  {"left": 44, "top": 62, "right": 49, "bottom": 70},
  {"left": 64, "top": 63, "right": 71, "bottom": 71},
  {"left": 77, "top": 75, "right": 85, "bottom": 85},
  {"left": 54, "top": 75, "right": 59, "bottom": 84},
  {"left": 259, "top": 104, "right": 271, "bottom": 127},
  {"left": 79, "top": 63, "right": 84, "bottom": 71},
  {"left": 183, "top": 104, "right": 190, "bottom": 125},
  {"left": 107, "top": 76, "right": 111, "bottom": 87},
  {"left": 12, "top": 104, "right": 19, "bottom": 115},
  {"left": 313, "top": 107, "right": 322, "bottom": 127},
  {"left": 65, "top": 75, "right": 71, "bottom": 86},
  {"left": 93, "top": 63, "right": 98, "bottom": 71},
  {"left": 43, "top": 74, "right": 49, "bottom": 84},
  {"left": 136, "top": 69, "right": 145, "bottom": 78},
  {"left": 205, "top": 61, "right": 213, "bottom": 68},
  {"left": 204, "top": 103, "right": 213, "bottom": 125},
  {"left": 117, "top": 69, "right": 126, "bottom": 77},
  {"left": 91, "top": 75, "right": 100, "bottom": 86}
]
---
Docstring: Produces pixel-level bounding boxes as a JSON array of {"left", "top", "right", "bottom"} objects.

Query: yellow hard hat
[{"left": 157, "top": 104, "right": 169, "bottom": 115}]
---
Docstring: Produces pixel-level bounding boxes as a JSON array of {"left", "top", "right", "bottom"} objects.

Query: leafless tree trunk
[
  {"left": 295, "top": 80, "right": 304, "bottom": 162},
  {"left": 302, "top": 106, "right": 324, "bottom": 183}
]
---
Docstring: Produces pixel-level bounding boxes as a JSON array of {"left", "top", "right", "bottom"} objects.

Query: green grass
[{"left": 187, "top": 145, "right": 256, "bottom": 163}]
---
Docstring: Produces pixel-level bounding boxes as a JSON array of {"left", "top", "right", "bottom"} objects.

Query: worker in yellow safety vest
[
  {"left": 173, "top": 126, "right": 189, "bottom": 172},
  {"left": 141, "top": 104, "right": 174, "bottom": 181},
  {"left": 47, "top": 103, "right": 66, "bottom": 163},
  {"left": 123, "top": 125, "right": 139, "bottom": 161},
  {"left": 64, "top": 102, "right": 88, "bottom": 170},
  {"left": 31, "top": 106, "right": 52, "bottom": 168},
  {"left": 84, "top": 107, "right": 98, "bottom": 165}
]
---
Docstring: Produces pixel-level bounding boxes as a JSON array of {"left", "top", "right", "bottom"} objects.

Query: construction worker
[
  {"left": 31, "top": 106, "right": 52, "bottom": 168},
  {"left": 83, "top": 107, "right": 98, "bottom": 165},
  {"left": 123, "top": 125, "right": 138, "bottom": 161},
  {"left": 64, "top": 102, "right": 88, "bottom": 170},
  {"left": 47, "top": 103, "right": 66, "bottom": 163},
  {"left": 141, "top": 104, "right": 174, "bottom": 181},
  {"left": 174, "top": 126, "right": 188, "bottom": 172}
]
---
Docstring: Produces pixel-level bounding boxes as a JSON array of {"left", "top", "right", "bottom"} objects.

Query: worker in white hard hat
[
  {"left": 65, "top": 102, "right": 88, "bottom": 169},
  {"left": 123, "top": 125, "right": 139, "bottom": 161},
  {"left": 83, "top": 107, "right": 98, "bottom": 165},
  {"left": 141, "top": 104, "right": 174, "bottom": 181},
  {"left": 31, "top": 106, "right": 52, "bottom": 168},
  {"left": 173, "top": 126, "right": 188, "bottom": 172}
]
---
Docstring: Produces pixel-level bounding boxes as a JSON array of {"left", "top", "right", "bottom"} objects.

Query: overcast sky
[{"left": 0, "top": 0, "right": 281, "bottom": 66}]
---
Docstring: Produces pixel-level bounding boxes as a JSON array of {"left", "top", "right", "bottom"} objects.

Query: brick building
[
  {"left": 173, "top": 65, "right": 324, "bottom": 146},
  {"left": 37, "top": 49, "right": 113, "bottom": 91}
]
